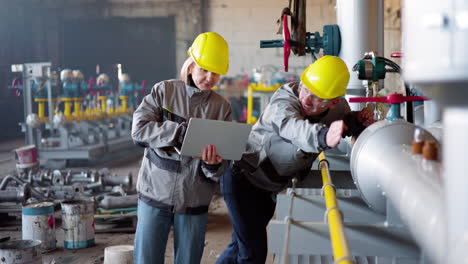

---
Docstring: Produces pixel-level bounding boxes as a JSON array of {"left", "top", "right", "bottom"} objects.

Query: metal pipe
[
  {"left": 0, "top": 184, "right": 31, "bottom": 203},
  {"left": 424, "top": 100, "right": 442, "bottom": 126},
  {"left": 98, "top": 194, "right": 138, "bottom": 209},
  {"left": 280, "top": 178, "right": 298, "bottom": 264},
  {"left": 351, "top": 121, "right": 445, "bottom": 263},
  {"left": 319, "top": 152, "right": 354, "bottom": 264},
  {"left": 378, "top": 146, "right": 444, "bottom": 263},
  {"left": 0, "top": 175, "right": 46, "bottom": 200},
  {"left": 337, "top": 0, "right": 384, "bottom": 109},
  {"left": 102, "top": 174, "right": 132, "bottom": 188},
  {"left": 0, "top": 175, "right": 13, "bottom": 190}
]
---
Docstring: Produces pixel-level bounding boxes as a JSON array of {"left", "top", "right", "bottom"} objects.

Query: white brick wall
[{"left": 207, "top": 0, "right": 402, "bottom": 90}]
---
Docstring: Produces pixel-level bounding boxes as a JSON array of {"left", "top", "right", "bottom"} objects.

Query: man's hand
[
  {"left": 326, "top": 120, "right": 348, "bottom": 148},
  {"left": 357, "top": 106, "right": 376, "bottom": 127},
  {"left": 193, "top": 144, "right": 223, "bottom": 165}
]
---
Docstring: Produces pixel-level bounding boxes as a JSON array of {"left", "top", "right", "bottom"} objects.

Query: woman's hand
[{"left": 193, "top": 144, "right": 223, "bottom": 165}]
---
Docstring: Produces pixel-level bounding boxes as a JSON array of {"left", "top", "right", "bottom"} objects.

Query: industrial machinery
[
  {"left": 245, "top": 65, "right": 299, "bottom": 124},
  {"left": 11, "top": 62, "right": 139, "bottom": 165},
  {"left": 260, "top": 0, "right": 341, "bottom": 72},
  {"left": 266, "top": 0, "right": 466, "bottom": 263},
  {"left": 118, "top": 73, "right": 146, "bottom": 112}
]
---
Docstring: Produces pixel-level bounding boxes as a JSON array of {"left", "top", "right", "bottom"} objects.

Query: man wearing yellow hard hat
[
  {"left": 217, "top": 56, "right": 374, "bottom": 264},
  {"left": 132, "top": 32, "right": 232, "bottom": 264}
]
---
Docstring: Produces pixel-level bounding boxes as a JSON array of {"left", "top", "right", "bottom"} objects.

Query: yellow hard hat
[
  {"left": 187, "top": 32, "right": 229, "bottom": 75},
  {"left": 300, "top": 55, "right": 350, "bottom": 99}
]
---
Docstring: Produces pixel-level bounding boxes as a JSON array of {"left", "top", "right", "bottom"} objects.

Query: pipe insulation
[{"left": 351, "top": 120, "right": 445, "bottom": 263}]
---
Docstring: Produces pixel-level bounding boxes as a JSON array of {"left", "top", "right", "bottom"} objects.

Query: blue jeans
[
  {"left": 216, "top": 166, "right": 276, "bottom": 264},
  {"left": 134, "top": 200, "right": 208, "bottom": 264}
]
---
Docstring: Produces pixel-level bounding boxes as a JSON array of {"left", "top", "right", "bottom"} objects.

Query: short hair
[{"left": 180, "top": 57, "right": 195, "bottom": 81}]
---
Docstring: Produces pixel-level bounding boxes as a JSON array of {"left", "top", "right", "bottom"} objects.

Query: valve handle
[
  {"left": 391, "top": 52, "right": 402, "bottom": 58},
  {"left": 88, "top": 77, "right": 96, "bottom": 96},
  {"left": 11, "top": 78, "right": 22, "bottom": 97},
  {"left": 282, "top": 14, "right": 291, "bottom": 72},
  {"left": 140, "top": 80, "right": 147, "bottom": 95},
  {"left": 349, "top": 93, "right": 428, "bottom": 104}
]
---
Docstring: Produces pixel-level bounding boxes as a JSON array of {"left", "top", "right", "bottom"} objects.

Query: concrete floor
[{"left": 0, "top": 138, "right": 275, "bottom": 264}]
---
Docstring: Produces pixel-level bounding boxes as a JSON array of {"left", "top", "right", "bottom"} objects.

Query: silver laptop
[{"left": 175, "top": 118, "right": 252, "bottom": 161}]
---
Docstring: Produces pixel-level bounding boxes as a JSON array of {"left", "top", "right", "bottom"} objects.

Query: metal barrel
[
  {"left": 61, "top": 200, "right": 95, "bottom": 249},
  {"left": 22, "top": 202, "right": 56, "bottom": 250},
  {"left": 0, "top": 240, "right": 42, "bottom": 264}
]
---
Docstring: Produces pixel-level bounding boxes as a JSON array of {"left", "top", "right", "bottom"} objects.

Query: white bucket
[
  {"left": 22, "top": 202, "right": 56, "bottom": 250},
  {"left": 14, "top": 145, "right": 38, "bottom": 169},
  {"left": 61, "top": 200, "right": 95, "bottom": 249},
  {"left": 0, "top": 240, "right": 42, "bottom": 264},
  {"left": 104, "top": 245, "right": 134, "bottom": 264}
]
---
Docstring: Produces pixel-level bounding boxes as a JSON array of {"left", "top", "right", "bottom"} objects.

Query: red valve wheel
[{"left": 282, "top": 14, "right": 291, "bottom": 72}]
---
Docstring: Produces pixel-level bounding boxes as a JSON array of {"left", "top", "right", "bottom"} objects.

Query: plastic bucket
[{"left": 14, "top": 145, "right": 38, "bottom": 169}]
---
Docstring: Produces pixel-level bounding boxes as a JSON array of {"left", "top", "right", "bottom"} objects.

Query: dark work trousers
[{"left": 216, "top": 165, "right": 277, "bottom": 264}]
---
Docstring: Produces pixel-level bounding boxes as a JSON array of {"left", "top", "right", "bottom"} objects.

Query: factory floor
[{"left": 0, "top": 138, "right": 275, "bottom": 264}]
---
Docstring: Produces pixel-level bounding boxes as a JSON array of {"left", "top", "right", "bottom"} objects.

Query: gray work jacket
[
  {"left": 237, "top": 82, "right": 351, "bottom": 192},
  {"left": 132, "top": 79, "right": 232, "bottom": 214}
]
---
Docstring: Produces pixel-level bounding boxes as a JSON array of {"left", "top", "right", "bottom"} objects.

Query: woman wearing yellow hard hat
[
  {"left": 132, "top": 32, "right": 232, "bottom": 264},
  {"left": 217, "top": 55, "right": 374, "bottom": 264}
]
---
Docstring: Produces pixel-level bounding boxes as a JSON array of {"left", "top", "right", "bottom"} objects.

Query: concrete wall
[
  {"left": 206, "top": 0, "right": 402, "bottom": 91},
  {"left": 0, "top": 0, "right": 203, "bottom": 76}
]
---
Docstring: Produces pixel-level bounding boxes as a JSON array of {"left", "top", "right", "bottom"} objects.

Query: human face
[
  {"left": 298, "top": 83, "right": 333, "bottom": 116},
  {"left": 190, "top": 64, "right": 221, "bottom": 91}
]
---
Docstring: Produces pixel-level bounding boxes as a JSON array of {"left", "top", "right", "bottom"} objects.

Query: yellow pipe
[
  {"left": 34, "top": 98, "right": 49, "bottom": 121},
  {"left": 74, "top": 99, "right": 81, "bottom": 119},
  {"left": 319, "top": 152, "right": 354, "bottom": 264},
  {"left": 247, "top": 83, "right": 254, "bottom": 124},
  {"left": 120, "top": 96, "right": 128, "bottom": 113},
  {"left": 64, "top": 102, "right": 72, "bottom": 119},
  {"left": 99, "top": 96, "right": 107, "bottom": 113},
  {"left": 37, "top": 102, "right": 45, "bottom": 120},
  {"left": 254, "top": 82, "right": 280, "bottom": 92}
]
